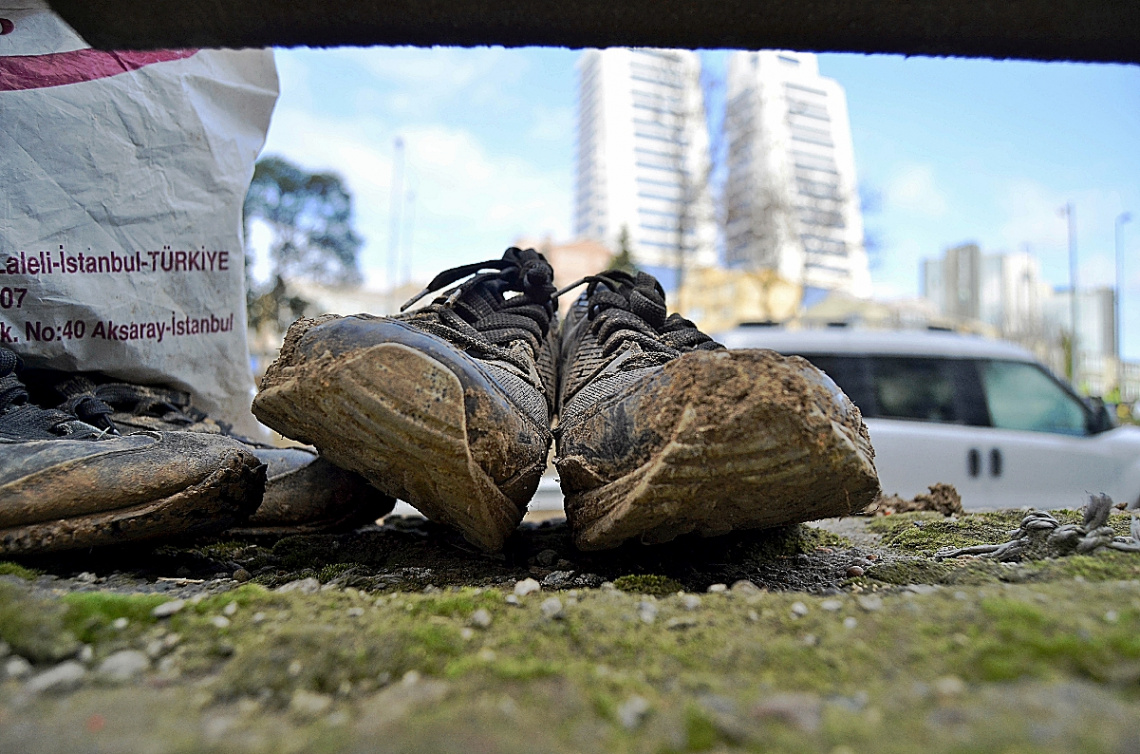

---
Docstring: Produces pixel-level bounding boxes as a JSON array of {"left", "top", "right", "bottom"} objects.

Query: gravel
[{"left": 97, "top": 650, "right": 150, "bottom": 682}]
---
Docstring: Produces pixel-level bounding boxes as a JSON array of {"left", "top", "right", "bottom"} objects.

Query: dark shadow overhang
[{"left": 45, "top": 0, "right": 1140, "bottom": 64}]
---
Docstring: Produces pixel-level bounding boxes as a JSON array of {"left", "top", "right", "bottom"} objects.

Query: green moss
[
  {"left": 865, "top": 559, "right": 953, "bottom": 585},
  {"left": 0, "top": 561, "right": 42, "bottom": 580},
  {"left": 317, "top": 563, "right": 358, "bottom": 583},
  {"left": 613, "top": 575, "right": 685, "bottom": 596},
  {"left": 683, "top": 707, "right": 720, "bottom": 751},
  {"left": 0, "top": 580, "right": 79, "bottom": 662}
]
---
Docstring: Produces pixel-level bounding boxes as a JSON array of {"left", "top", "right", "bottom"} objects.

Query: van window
[
  {"left": 870, "top": 358, "right": 960, "bottom": 423},
  {"left": 800, "top": 356, "right": 875, "bottom": 414},
  {"left": 980, "top": 360, "right": 1087, "bottom": 435}
]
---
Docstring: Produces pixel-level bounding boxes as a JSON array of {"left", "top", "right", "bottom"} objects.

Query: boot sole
[
  {"left": 0, "top": 449, "right": 262, "bottom": 555},
  {"left": 561, "top": 351, "right": 880, "bottom": 550},
  {"left": 254, "top": 343, "right": 525, "bottom": 552}
]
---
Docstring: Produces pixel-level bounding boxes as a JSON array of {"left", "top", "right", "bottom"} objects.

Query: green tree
[
  {"left": 608, "top": 226, "right": 639, "bottom": 275},
  {"left": 243, "top": 156, "right": 364, "bottom": 330}
]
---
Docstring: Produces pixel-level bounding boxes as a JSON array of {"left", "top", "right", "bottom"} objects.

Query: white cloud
[
  {"left": 260, "top": 100, "right": 570, "bottom": 299},
  {"left": 883, "top": 164, "right": 948, "bottom": 217},
  {"left": 529, "top": 104, "right": 575, "bottom": 142},
  {"left": 992, "top": 180, "right": 1129, "bottom": 289},
  {"left": 324, "top": 47, "right": 522, "bottom": 117}
]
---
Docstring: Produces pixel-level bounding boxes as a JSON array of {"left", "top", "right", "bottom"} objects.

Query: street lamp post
[
  {"left": 388, "top": 137, "right": 405, "bottom": 311},
  {"left": 1117, "top": 211, "right": 1133, "bottom": 397},
  {"left": 1062, "top": 203, "right": 1079, "bottom": 386}
]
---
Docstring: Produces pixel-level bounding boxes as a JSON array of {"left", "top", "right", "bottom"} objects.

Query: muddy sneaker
[
  {"left": 554, "top": 270, "right": 880, "bottom": 550},
  {"left": 0, "top": 349, "right": 264, "bottom": 555},
  {"left": 28, "top": 376, "right": 394, "bottom": 537},
  {"left": 253, "top": 247, "right": 559, "bottom": 551}
]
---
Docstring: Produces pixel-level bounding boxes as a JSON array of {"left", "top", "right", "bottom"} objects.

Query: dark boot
[
  {"left": 253, "top": 247, "right": 559, "bottom": 551},
  {"left": 555, "top": 270, "right": 880, "bottom": 550}
]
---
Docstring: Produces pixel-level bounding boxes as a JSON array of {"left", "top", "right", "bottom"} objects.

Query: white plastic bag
[{"left": 0, "top": 1, "right": 278, "bottom": 435}]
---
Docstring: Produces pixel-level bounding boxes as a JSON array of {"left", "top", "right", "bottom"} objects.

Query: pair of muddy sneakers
[
  {"left": 253, "top": 247, "right": 880, "bottom": 552},
  {"left": 0, "top": 349, "right": 393, "bottom": 556}
]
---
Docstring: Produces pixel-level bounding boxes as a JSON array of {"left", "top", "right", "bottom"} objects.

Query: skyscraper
[
  {"left": 574, "top": 48, "right": 717, "bottom": 287},
  {"left": 723, "top": 50, "right": 871, "bottom": 297}
]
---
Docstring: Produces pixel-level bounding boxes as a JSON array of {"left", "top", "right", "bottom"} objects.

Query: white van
[{"left": 718, "top": 326, "right": 1140, "bottom": 511}]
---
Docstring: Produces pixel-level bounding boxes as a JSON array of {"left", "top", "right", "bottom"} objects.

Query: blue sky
[{"left": 257, "top": 47, "right": 1140, "bottom": 358}]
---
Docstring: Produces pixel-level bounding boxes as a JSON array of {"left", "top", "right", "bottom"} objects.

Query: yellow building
[{"left": 677, "top": 267, "right": 802, "bottom": 334}]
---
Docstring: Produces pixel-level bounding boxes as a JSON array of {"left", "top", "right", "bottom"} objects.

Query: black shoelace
[
  {"left": 400, "top": 247, "right": 557, "bottom": 376},
  {"left": 0, "top": 349, "right": 102, "bottom": 440},
  {"left": 47, "top": 376, "right": 237, "bottom": 435},
  {"left": 556, "top": 270, "right": 722, "bottom": 367}
]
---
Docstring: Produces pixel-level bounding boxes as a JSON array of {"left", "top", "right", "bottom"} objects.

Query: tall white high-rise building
[
  {"left": 574, "top": 48, "right": 717, "bottom": 286},
  {"left": 723, "top": 50, "right": 871, "bottom": 297}
]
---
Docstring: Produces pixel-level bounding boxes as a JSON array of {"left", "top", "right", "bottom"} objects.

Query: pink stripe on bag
[{"left": 0, "top": 48, "right": 198, "bottom": 91}]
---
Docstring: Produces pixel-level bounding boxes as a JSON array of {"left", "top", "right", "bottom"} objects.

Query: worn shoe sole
[
  {"left": 0, "top": 438, "right": 263, "bottom": 555},
  {"left": 254, "top": 337, "right": 537, "bottom": 552},
  {"left": 558, "top": 350, "right": 880, "bottom": 550},
  {"left": 225, "top": 452, "right": 396, "bottom": 538}
]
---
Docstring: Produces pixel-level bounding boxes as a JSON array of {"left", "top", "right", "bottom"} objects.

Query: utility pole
[
  {"left": 403, "top": 190, "right": 416, "bottom": 287},
  {"left": 388, "top": 137, "right": 405, "bottom": 311},
  {"left": 1061, "top": 203, "right": 1079, "bottom": 386},
  {"left": 1116, "top": 211, "right": 1133, "bottom": 396}
]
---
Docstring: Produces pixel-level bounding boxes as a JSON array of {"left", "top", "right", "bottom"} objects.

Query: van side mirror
[{"left": 1084, "top": 396, "right": 1115, "bottom": 434}]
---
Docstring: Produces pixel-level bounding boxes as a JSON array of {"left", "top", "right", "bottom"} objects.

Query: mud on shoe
[
  {"left": 253, "top": 247, "right": 559, "bottom": 551},
  {"left": 28, "top": 375, "right": 395, "bottom": 537},
  {"left": 555, "top": 271, "right": 880, "bottom": 550},
  {"left": 0, "top": 349, "right": 264, "bottom": 555}
]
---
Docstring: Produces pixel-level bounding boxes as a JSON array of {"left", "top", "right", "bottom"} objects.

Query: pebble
[
  {"left": 752, "top": 692, "right": 823, "bottom": 733},
  {"left": 152, "top": 599, "right": 186, "bottom": 618},
  {"left": 933, "top": 675, "right": 966, "bottom": 698},
  {"left": 78, "top": 645, "right": 94, "bottom": 664},
  {"left": 844, "top": 617, "right": 858, "bottom": 629},
  {"left": 665, "top": 617, "right": 697, "bottom": 630},
  {"left": 289, "top": 689, "right": 333, "bottom": 718},
  {"left": 636, "top": 601, "right": 658, "bottom": 625},
  {"left": 76, "top": 572, "right": 97, "bottom": 583},
  {"left": 747, "top": 610, "right": 760, "bottom": 622},
  {"left": 856, "top": 595, "right": 883, "bottom": 612},
  {"left": 617, "top": 695, "right": 651, "bottom": 730},
  {"left": 820, "top": 599, "right": 843, "bottom": 612},
  {"left": 460, "top": 628, "right": 475, "bottom": 640},
  {"left": 346, "top": 607, "right": 365, "bottom": 618},
  {"left": 252, "top": 612, "right": 267, "bottom": 623},
  {"left": 504, "top": 595, "right": 520, "bottom": 606},
  {"left": 97, "top": 650, "right": 149, "bottom": 682},
  {"left": 276, "top": 578, "right": 320, "bottom": 595},
  {"left": 791, "top": 602, "right": 809, "bottom": 618},
  {"left": 26, "top": 661, "right": 86, "bottom": 695},
  {"left": 223, "top": 602, "right": 238, "bottom": 617},
  {"left": 4, "top": 656, "right": 32, "bottom": 680},
  {"left": 707, "top": 583, "right": 728, "bottom": 594},
  {"left": 288, "top": 661, "right": 303, "bottom": 677},
  {"left": 232, "top": 568, "right": 252, "bottom": 582},
  {"left": 535, "top": 549, "right": 558, "bottom": 566},
  {"left": 541, "top": 570, "right": 575, "bottom": 589},
  {"left": 731, "top": 580, "right": 761, "bottom": 594},
  {"left": 209, "top": 616, "right": 231, "bottom": 629},
  {"left": 540, "top": 597, "right": 565, "bottom": 620},
  {"left": 514, "top": 578, "right": 541, "bottom": 597},
  {"left": 679, "top": 594, "right": 702, "bottom": 611},
  {"left": 470, "top": 609, "right": 493, "bottom": 628},
  {"left": 846, "top": 565, "right": 865, "bottom": 577},
  {"left": 111, "top": 617, "right": 130, "bottom": 630},
  {"left": 156, "top": 657, "right": 181, "bottom": 677}
]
